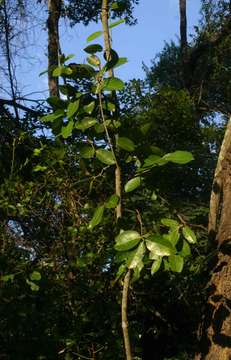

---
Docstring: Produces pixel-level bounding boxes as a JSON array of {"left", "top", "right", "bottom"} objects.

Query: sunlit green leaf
[
  {"left": 103, "top": 77, "right": 125, "bottom": 91},
  {"left": 180, "top": 240, "right": 191, "bottom": 257},
  {"left": 161, "top": 218, "right": 179, "bottom": 229},
  {"left": 115, "top": 230, "right": 141, "bottom": 251},
  {"left": 30, "top": 271, "right": 41, "bottom": 281},
  {"left": 87, "top": 55, "right": 101, "bottom": 67},
  {"left": 40, "top": 109, "right": 64, "bottom": 123},
  {"left": 109, "top": 19, "right": 125, "bottom": 29},
  {"left": 146, "top": 235, "right": 175, "bottom": 257},
  {"left": 96, "top": 149, "right": 116, "bottom": 165},
  {"left": 128, "top": 242, "right": 146, "bottom": 269},
  {"left": 163, "top": 151, "right": 194, "bottom": 164},
  {"left": 87, "top": 31, "right": 103, "bottom": 42},
  {"left": 124, "top": 177, "right": 141, "bottom": 192},
  {"left": 76, "top": 117, "right": 97, "bottom": 131},
  {"left": 151, "top": 257, "right": 162, "bottom": 275},
  {"left": 182, "top": 226, "right": 197, "bottom": 244},
  {"left": 105, "top": 194, "right": 119, "bottom": 209},
  {"left": 61, "top": 120, "right": 74, "bottom": 139},
  {"left": 168, "top": 255, "right": 184, "bottom": 273},
  {"left": 67, "top": 100, "right": 80, "bottom": 118}
]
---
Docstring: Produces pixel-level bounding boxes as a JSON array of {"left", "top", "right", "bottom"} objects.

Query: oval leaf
[
  {"left": 182, "top": 226, "right": 197, "bottom": 244},
  {"left": 106, "top": 194, "right": 119, "bottom": 209},
  {"left": 84, "top": 44, "right": 103, "bottom": 54},
  {"left": 30, "top": 271, "right": 41, "bottom": 281},
  {"left": 67, "top": 100, "right": 79, "bottom": 118},
  {"left": 61, "top": 120, "right": 74, "bottom": 139},
  {"left": 180, "top": 240, "right": 191, "bottom": 257},
  {"left": 96, "top": 149, "right": 116, "bottom": 165},
  {"left": 125, "top": 177, "right": 141, "bottom": 193},
  {"left": 87, "top": 31, "right": 103, "bottom": 42},
  {"left": 146, "top": 235, "right": 175, "bottom": 257},
  {"left": 115, "top": 230, "right": 141, "bottom": 252},
  {"left": 163, "top": 151, "right": 194, "bottom": 164},
  {"left": 88, "top": 205, "right": 104, "bottom": 231},
  {"left": 151, "top": 257, "right": 162, "bottom": 275},
  {"left": 168, "top": 255, "right": 184, "bottom": 273},
  {"left": 103, "top": 77, "right": 125, "bottom": 91},
  {"left": 117, "top": 137, "right": 135, "bottom": 152},
  {"left": 76, "top": 117, "right": 97, "bottom": 131},
  {"left": 128, "top": 242, "right": 145, "bottom": 269}
]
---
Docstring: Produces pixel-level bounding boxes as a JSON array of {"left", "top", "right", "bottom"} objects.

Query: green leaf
[
  {"left": 53, "top": 66, "right": 72, "bottom": 76},
  {"left": 115, "top": 263, "right": 126, "bottom": 282},
  {"left": 75, "top": 117, "right": 97, "bottom": 131},
  {"left": 84, "top": 101, "right": 95, "bottom": 114},
  {"left": 128, "top": 242, "right": 145, "bottom": 269},
  {"left": 30, "top": 271, "right": 41, "bottom": 281},
  {"left": 88, "top": 205, "right": 104, "bottom": 230},
  {"left": 124, "top": 177, "right": 141, "bottom": 193},
  {"left": 61, "top": 120, "right": 74, "bottom": 139},
  {"left": 109, "top": 19, "right": 125, "bottom": 29},
  {"left": 168, "top": 228, "right": 180, "bottom": 246},
  {"left": 151, "top": 191, "right": 157, "bottom": 201},
  {"left": 104, "top": 49, "right": 119, "bottom": 71},
  {"left": 47, "top": 96, "right": 66, "bottom": 109},
  {"left": 163, "top": 151, "right": 194, "bottom": 164},
  {"left": 84, "top": 44, "right": 103, "bottom": 54},
  {"left": 87, "top": 55, "right": 101, "bottom": 67},
  {"left": 26, "top": 279, "right": 39, "bottom": 292},
  {"left": 40, "top": 109, "right": 64, "bottom": 123},
  {"left": 1, "top": 274, "right": 15, "bottom": 282},
  {"left": 182, "top": 226, "right": 197, "bottom": 244},
  {"left": 33, "top": 165, "right": 47, "bottom": 172},
  {"left": 151, "top": 257, "right": 162, "bottom": 275},
  {"left": 103, "top": 77, "right": 125, "bottom": 91},
  {"left": 115, "top": 230, "right": 141, "bottom": 251},
  {"left": 114, "top": 57, "right": 128, "bottom": 68},
  {"left": 168, "top": 255, "right": 184, "bottom": 273},
  {"left": 180, "top": 240, "right": 191, "bottom": 257},
  {"left": 80, "top": 146, "right": 95, "bottom": 159},
  {"left": 67, "top": 100, "right": 80, "bottom": 118},
  {"left": 96, "top": 149, "right": 116, "bottom": 165},
  {"left": 87, "top": 31, "right": 103, "bottom": 42},
  {"left": 117, "top": 137, "right": 135, "bottom": 152},
  {"left": 161, "top": 218, "right": 179, "bottom": 228},
  {"left": 105, "top": 194, "right": 119, "bottom": 209},
  {"left": 146, "top": 235, "right": 175, "bottom": 257}
]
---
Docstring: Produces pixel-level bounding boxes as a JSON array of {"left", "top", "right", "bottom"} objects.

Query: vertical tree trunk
[
  {"left": 196, "top": 118, "right": 231, "bottom": 360},
  {"left": 179, "top": 0, "right": 188, "bottom": 86},
  {"left": 47, "top": 0, "right": 61, "bottom": 97}
]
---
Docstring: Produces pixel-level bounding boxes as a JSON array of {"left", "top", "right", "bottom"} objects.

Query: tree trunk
[
  {"left": 47, "top": 0, "right": 61, "bottom": 97},
  {"left": 196, "top": 117, "right": 231, "bottom": 359},
  {"left": 179, "top": 0, "right": 188, "bottom": 86}
]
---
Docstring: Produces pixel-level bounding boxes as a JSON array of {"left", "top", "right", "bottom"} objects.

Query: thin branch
[{"left": 121, "top": 269, "right": 133, "bottom": 360}]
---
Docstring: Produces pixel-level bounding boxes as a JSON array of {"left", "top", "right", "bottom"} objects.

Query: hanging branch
[{"left": 101, "top": 1, "right": 132, "bottom": 359}]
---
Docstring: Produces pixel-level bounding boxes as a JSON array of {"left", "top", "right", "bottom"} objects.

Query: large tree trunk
[
  {"left": 47, "top": 0, "right": 61, "bottom": 97},
  {"left": 196, "top": 117, "right": 231, "bottom": 359}
]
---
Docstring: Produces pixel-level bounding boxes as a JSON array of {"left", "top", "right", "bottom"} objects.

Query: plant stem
[
  {"left": 122, "top": 269, "right": 133, "bottom": 360},
  {"left": 101, "top": 0, "right": 122, "bottom": 219}
]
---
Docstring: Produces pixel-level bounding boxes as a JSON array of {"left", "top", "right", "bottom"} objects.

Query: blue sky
[{"left": 17, "top": 0, "right": 202, "bottom": 99}]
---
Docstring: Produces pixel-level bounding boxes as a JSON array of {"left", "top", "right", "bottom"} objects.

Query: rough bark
[
  {"left": 196, "top": 118, "right": 231, "bottom": 359},
  {"left": 47, "top": 0, "right": 61, "bottom": 97}
]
